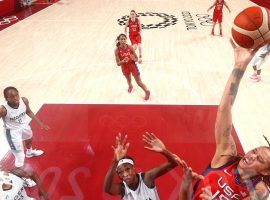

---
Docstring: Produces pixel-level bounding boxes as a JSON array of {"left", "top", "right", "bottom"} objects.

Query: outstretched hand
[
  {"left": 112, "top": 133, "right": 130, "bottom": 161},
  {"left": 230, "top": 38, "right": 257, "bottom": 69},
  {"left": 40, "top": 123, "right": 50, "bottom": 130},
  {"left": 143, "top": 132, "right": 166, "bottom": 153}
]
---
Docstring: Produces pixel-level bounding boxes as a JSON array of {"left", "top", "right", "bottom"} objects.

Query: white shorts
[
  {"left": 4, "top": 124, "right": 33, "bottom": 152},
  {"left": 250, "top": 44, "right": 270, "bottom": 68}
]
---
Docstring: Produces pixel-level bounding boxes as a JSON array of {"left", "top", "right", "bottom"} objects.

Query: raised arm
[
  {"left": 142, "top": 132, "right": 178, "bottom": 187},
  {"left": 10, "top": 168, "right": 48, "bottom": 200},
  {"left": 104, "top": 133, "right": 129, "bottom": 195},
  {"left": 211, "top": 40, "right": 256, "bottom": 167},
  {"left": 22, "top": 97, "right": 50, "bottom": 130}
]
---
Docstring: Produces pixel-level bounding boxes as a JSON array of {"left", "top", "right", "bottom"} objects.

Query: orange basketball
[{"left": 232, "top": 6, "right": 270, "bottom": 49}]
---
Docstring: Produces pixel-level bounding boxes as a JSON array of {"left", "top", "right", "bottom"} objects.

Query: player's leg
[
  {"left": 124, "top": 74, "right": 133, "bottom": 93},
  {"left": 23, "top": 125, "right": 44, "bottom": 158},
  {"left": 133, "top": 74, "right": 150, "bottom": 100}
]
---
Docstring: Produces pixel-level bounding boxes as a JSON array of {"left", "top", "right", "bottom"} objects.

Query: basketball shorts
[
  {"left": 121, "top": 62, "right": 140, "bottom": 77},
  {"left": 250, "top": 44, "right": 270, "bottom": 68},
  {"left": 129, "top": 34, "right": 141, "bottom": 45},
  {"left": 5, "top": 124, "right": 33, "bottom": 151},
  {"left": 213, "top": 11, "right": 223, "bottom": 23}
]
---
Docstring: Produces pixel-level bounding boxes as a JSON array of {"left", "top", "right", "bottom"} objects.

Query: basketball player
[
  {"left": 115, "top": 33, "right": 150, "bottom": 101},
  {"left": 0, "top": 168, "right": 48, "bottom": 199},
  {"left": 124, "top": 10, "right": 143, "bottom": 64},
  {"left": 104, "top": 132, "right": 178, "bottom": 199},
  {"left": 178, "top": 40, "right": 270, "bottom": 199},
  {"left": 249, "top": 43, "right": 270, "bottom": 82},
  {"left": 207, "top": 0, "right": 231, "bottom": 36},
  {"left": 0, "top": 87, "right": 50, "bottom": 168}
]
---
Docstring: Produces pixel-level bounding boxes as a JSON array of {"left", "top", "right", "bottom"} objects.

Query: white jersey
[
  {"left": 0, "top": 173, "right": 30, "bottom": 200},
  {"left": 121, "top": 173, "right": 160, "bottom": 200},
  {"left": 2, "top": 98, "right": 27, "bottom": 130}
]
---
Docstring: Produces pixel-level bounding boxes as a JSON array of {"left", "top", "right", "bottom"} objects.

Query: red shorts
[
  {"left": 213, "top": 11, "right": 222, "bottom": 23},
  {"left": 129, "top": 34, "right": 141, "bottom": 45},
  {"left": 121, "top": 62, "right": 140, "bottom": 77}
]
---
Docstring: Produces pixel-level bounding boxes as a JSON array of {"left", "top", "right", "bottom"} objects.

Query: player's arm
[
  {"left": 0, "top": 105, "right": 7, "bottom": 118},
  {"left": 211, "top": 40, "right": 256, "bottom": 167},
  {"left": 143, "top": 132, "right": 178, "bottom": 187},
  {"left": 129, "top": 45, "right": 138, "bottom": 62},
  {"left": 138, "top": 18, "right": 142, "bottom": 35},
  {"left": 207, "top": 0, "right": 216, "bottom": 12},
  {"left": 104, "top": 158, "right": 122, "bottom": 195},
  {"left": 224, "top": 1, "right": 231, "bottom": 13},
  {"left": 179, "top": 160, "right": 205, "bottom": 200},
  {"left": 115, "top": 48, "right": 127, "bottom": 66},
  {"left": 10, "top": 168, "right": 48, "bottom": 200},
  {"left": 22, "top": 97, "right": 50, "bottom": 130},
  {"left": 104, "top": 133, "right": 129, "bottom": 195},
  {"left": 124, "top": 20, "right": 129, "bottom": 35}
]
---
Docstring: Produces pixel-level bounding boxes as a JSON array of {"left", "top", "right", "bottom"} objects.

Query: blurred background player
[
  {"left": 104, "top": 132, "right": 178, "bottom": 199},
  {"left": 207, "top": 0, "right": 231, "bottom": 36},
  {"left": 115, "top": 34, "right": 150, "bottom": 100},
  {"left": 0, "top": 87, "right": 50, "bottom": 168},
  {"left": 124, "top": 10, "right": 143, "bottom": 64},
  {"left": 249, "top": 43, "right": 270, "bottom": 82},
  {"left": 0, "top": 168, "right": 48, "bottom": 199}
]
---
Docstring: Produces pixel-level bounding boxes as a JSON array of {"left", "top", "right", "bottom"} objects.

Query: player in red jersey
[
  {"left": 124, "top": 10, "right": 143, "bottom": 64},
  {"left": 115, "top": 33, "right": 150, "bottom": 100},
  {"left": 177, "top": 40, "right": 270, "bottom": 200},
  {"left": 207, "top": 0, "right": 230, "bottom": 36}
]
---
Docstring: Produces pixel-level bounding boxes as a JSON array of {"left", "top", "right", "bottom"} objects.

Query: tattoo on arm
[{"left": 229, "top": 69, "right": 245, "bottom": 105}]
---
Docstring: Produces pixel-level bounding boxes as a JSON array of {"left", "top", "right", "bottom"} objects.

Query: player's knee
[{"left": 14, "top": 151, "right": 25, "bottom": 168}]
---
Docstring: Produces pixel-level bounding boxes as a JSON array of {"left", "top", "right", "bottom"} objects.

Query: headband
[{"left": 117, "top": 158, "right": 134, "bottom": 168}]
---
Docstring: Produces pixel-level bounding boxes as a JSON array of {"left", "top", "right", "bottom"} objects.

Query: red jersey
[
  {"left": 128, "top": 18, "right": 140, "bottom": 36},
  {"left": 214, "top": 0, "right": 224, "bottom": 12},
  {"left": 118, "top": 45, "right": 134, "bottom": 66},
  {"left": 193, "top": 160, "right": 260, "bottom": 200}
]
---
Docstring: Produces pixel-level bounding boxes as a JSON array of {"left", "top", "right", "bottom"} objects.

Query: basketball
[{"left": 232, "top": 6, "right": 270, "bottom": 49}]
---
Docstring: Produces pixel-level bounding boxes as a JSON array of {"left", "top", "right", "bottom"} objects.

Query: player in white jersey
[
  {"left": 0, "top": 168, "right": 48, "bottom": 200},
  {"left": 104, "top": 132, "right": 178, "bottom": 199},
  {"left": 249, "top": 44, "right": 270, "bottom": 82},
  {"left": 0, "top": 87, "right": 50, "bottom": 168}
]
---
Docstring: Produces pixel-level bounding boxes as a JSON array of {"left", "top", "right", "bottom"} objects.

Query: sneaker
[
  {"left": 250, "top": 72, "right": 258, "bottom": 80},
  {"left": 138, "top": 57, "right": 142, "bottom": 64},
  {"left": 23, "top": 178, "right": 36, "bottom": 187},
  {"left": 26, "top": 149, "right": 44, "bottom": 158},
  {"left": 144, "top": 91, "right": 150, "bottom": 101},
  {"left": 128, "top": 85, "right": 133, "bottom": 93}
]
